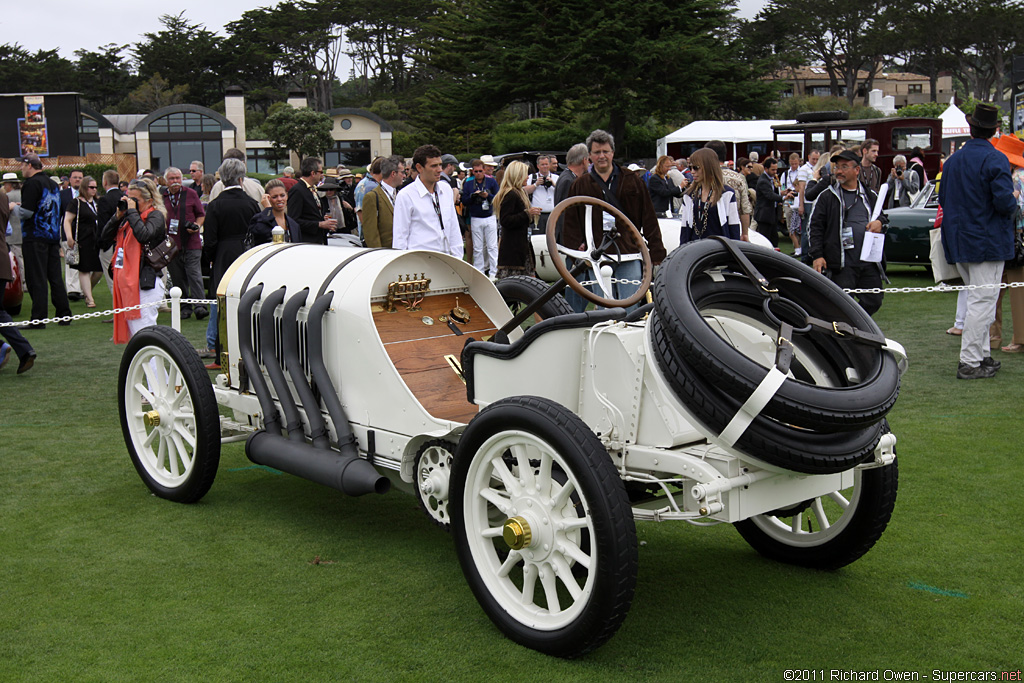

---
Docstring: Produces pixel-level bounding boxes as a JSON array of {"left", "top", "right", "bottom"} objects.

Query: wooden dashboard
[{"left": 373, "top": 292, "right": 498, "bottom": 423}]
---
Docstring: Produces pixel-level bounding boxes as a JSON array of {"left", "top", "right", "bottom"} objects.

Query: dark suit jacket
[
  {"left": 754, "top": 173, "right": 785, "bottom": 226},
  {"left": 95, "top": 188, "right": 124, "bottom": 250},
  {"left": 59, "top": 188, "right": 74, "bottom": 226},
  {"left": 287, "top": 179, "right": 326, "bottom": 244}
]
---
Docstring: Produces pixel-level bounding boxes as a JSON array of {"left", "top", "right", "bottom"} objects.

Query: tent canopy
[
  {"left": 657, "top": 119, "right": 803, "bottom": 157},
  {"left": 940, "top": 101, "right": 969, "bottom": 138}
]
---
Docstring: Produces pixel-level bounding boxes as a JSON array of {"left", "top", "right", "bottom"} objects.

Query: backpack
[{"left": 33, "top": 181, "right": 63, "bottom": 242}]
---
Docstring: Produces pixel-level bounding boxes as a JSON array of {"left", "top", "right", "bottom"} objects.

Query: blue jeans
[{"left": 206, "top": 303, "right": 217, "bottom": 351}]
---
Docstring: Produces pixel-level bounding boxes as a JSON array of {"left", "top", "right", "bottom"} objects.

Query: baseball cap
[
  {"left": 19, "top": 153, "right": 42, "bottom": 168},
  {"left": 830, "top": 149, "right": 862, "bottom": 165}
]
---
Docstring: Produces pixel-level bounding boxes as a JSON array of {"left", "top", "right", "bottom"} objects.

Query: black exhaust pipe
[
  {"left": 281, "top": 288, "right": 329, "bottom": 450},
  {"left": 240, "top": 286, "right": 389, "bottom": 497},
  {"left": 259, "top": 286, "right": 305, "bottom": 442},
  {"left": 238, "top": 284, "right": 281, "bottom": 435}
]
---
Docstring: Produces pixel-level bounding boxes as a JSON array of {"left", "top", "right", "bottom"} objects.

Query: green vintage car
[{"left": 885, "top": 181, "right": 938, "bottom": 267}]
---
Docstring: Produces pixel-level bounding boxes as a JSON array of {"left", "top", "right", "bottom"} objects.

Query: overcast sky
[{"left": 2, "top": 0, "right": 768, "bottom": 79}]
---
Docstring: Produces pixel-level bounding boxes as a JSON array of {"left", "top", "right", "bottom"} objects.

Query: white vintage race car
[{"left": 117, "top": 197, "right": 906, "bottom": 658}]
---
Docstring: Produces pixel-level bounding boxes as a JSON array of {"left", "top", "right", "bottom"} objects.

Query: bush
[
  {"left": 892, "top": 102, "right": 946, "bottom": 119},
  {"left": 774, "top": 95, "right": 883, "bottom": 120},
  {"left": 489, "top": 118, "right": 588, "bottom": 155}
]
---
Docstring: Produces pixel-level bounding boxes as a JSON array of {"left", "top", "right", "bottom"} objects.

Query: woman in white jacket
[{"left": 678, "top": 148, "right": 741, "bottom": 244}]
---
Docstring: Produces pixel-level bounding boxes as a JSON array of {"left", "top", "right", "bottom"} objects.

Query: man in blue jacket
[{"left": 939, "top": 103, "right": 1017, "bottom": 379}]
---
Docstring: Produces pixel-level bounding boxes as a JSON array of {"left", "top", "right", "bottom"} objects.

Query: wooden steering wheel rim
[{"left": 546, "top": 195, "right": 653, "bottom": 309}]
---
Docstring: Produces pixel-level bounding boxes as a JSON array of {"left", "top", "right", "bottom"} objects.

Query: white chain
[
  {"left": 0, "top": 298, "right": 217, "bottom": 328},
  {"left": 843, "top": 281, "right": 1024, "bottom": 294},
  {"left": 578, "top": 277, "right": 644, "bottom": 287}
]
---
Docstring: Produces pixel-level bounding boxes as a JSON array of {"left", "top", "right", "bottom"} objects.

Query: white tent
[
  {"left": 939, "top": 99, "right": 970, "bottom": 138},
  {"left": 656, "top": 120, "right": 804, "bottom": 158}
]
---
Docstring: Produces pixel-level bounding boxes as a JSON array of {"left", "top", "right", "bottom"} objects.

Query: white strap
[{"left": 718, "top": 366, "right": 788, "bottom": 448}]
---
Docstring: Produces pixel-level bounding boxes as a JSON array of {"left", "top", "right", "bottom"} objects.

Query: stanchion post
[{"left": 170, "top": 286, "right": 182, "bottom": 331}]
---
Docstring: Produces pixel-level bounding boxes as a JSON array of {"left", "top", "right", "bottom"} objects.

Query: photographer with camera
[
  {"left": 161, "top": 167, "right": 206, "bottom": 320},
  {"left": 525, "top": 155, "right": 559, "bottom": 236},
  {"left": 886, "top": 154, "right": 920, "bottom": 209}
]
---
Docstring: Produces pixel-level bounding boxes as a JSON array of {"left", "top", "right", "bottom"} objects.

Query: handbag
[
  {"left": 929, "top": 227, "right": 960, "bottom": 283},
  {"left": 145, "top": 234, "right": 180, "bottom": 271},
  {"left": 1007, "top": 226, "right": 1024, "bottom": 269},
  {"left": 65, "top": 199, "right": 81, "bottom": 267}
]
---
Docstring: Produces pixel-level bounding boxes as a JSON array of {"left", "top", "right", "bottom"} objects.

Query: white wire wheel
[
  {"left": 118, "top": 326, "right": 221, "bottom": 503},
  {"left": 450, "top": 396, "right": 636, "bottom": 658}
]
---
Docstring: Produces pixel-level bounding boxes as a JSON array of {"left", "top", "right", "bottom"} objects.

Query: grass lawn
[{"left": 1, "top": 263, "right": 1021, "bottom": 681}]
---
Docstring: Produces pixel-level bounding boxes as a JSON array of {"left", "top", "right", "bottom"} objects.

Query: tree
[
  {"left": 133, "top": 12, "right": 225, "bottom": 107},
  {"left": 74, "top": 44, "right": 138, "bottom": 112},
  {"left": 224, "top": 2, "right": 350, "bottom": 112},
  {"left": 119, "top": 74, "right": 190, "bottom": 114},
  {"left": 422, "top": 0, "right": 776, "bottom": 151},
  {"left": 750, "top": 0, "right": 892, "bottom": 104},
  {"left": 0, "top": 44, "right": 77, "bottom": 93},
  {"left": 262, "top": 105, "right": 335, "bottom": 159}
]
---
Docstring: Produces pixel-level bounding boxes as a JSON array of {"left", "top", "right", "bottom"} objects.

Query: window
[
  {"left": 79, "top": 115, "right": 101, "bottom": 156},
  {"left": 340, "top": 118, "right": 352, "bottom": 130},
  {"left": 810, "top": 86, "right": 832, "bottom": 97},
  {"left": 891, "top": 127, "right": 932, "bottom": 151},
  {"left": 780, "top": 87, "right": 794, "bottom": 99},
  {"left": 148, "top": 111, "right": 224, "bottom": 173},
  {"left": 908, "top": 84, "right": 923, "bottom": 94},
  {"left": 324, "top": 140, "right": 371, "bottom": 168},
  {"left": 247, "top": 148, "right": 289, "bottom": 175}
]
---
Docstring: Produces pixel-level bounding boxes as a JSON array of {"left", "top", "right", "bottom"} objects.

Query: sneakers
[
  {"left": 981, "top": 356, "right": 1001, "bottom": 371},
  {"left": 956, "top": 361, "right": 997, "bottom": 380},
  {"left": 197, "top": 348, "right": 216, "bottom": 359},
  {"left": 204, "top": 362, "right": 221, "bottom": 370},
  {"left": 18, "top": 351, "right": 36, "bottom": 374},
  {"left": 0, "top": 343, "right": 10, "bottom": 370}
]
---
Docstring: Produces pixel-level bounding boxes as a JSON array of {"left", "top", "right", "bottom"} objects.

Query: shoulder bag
[{"left": 65, "top": 199, "right": 81, "bottom": 267}]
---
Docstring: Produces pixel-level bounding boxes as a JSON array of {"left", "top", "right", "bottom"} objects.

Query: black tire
[
  {"left": 794, "top": 110, "right": 849, "bottom": 123},
  {"left": 414, "top": 439, "right": 456, "bottom": 531},
  {"left": 734, "top": 456, "right": 898, "bottom": 570},
  {"left": 450, "top": 396, "right": 637, "bottom": 658},
  {"left": 118, "top": 325, "right": 221, "bottom": 503},
  {"left": 650, "top": 313, "right": 881, "bottom": 474},
  {"left": 653, "top": 239, "right": 900, "bottom": 432},
  {"left": 496, "top": 275, "right": 574, "bottom": 328}
]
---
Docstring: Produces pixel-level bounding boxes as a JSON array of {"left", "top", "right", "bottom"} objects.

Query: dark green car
[{"left": 885, "top": 181, "right": 938, "bottom": 266}]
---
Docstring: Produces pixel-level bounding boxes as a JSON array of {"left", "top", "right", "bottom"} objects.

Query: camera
[
  {"left": 896, "top": 169, "right": 903, "bottom": 176},
  {"left": 117, "top": 197, "right": 128, "bottom": 211}
]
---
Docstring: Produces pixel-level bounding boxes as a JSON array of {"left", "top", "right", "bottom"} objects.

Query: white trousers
[
  {"left": 955, "top": 261, "right": 1003, "bottom": 366},
  {"left": 128, "top": 278, "right": 165, "bottom": 339},
  {"left": 470, "top": 215, "right": 498, "bottom": 277}
]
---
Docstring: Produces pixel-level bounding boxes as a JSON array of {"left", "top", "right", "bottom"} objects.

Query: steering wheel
[{"left": 546, "top": 195, "right": 653, "bottom": 309}]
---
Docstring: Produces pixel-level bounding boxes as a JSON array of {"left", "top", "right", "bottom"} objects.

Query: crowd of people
[{"left": 3, "top": 108, "right": 1023, "bottom": 381}]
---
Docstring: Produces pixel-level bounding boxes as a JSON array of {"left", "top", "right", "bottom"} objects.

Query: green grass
[{"left": 1, "top": 265, "right": 1022, "bottom": 680}]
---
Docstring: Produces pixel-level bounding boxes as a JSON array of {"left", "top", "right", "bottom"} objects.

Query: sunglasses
[
  {"left": 87, "top": 185, "right": 97, "bottom": 189},
  {"left": 691, "top": 165, "right": 701, "bottom": 171}
]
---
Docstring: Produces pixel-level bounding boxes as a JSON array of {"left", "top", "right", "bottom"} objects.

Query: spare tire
[
  {"left": 649, "top": 313, "right": 880, "bottom": 474},
  {"left": 795, "top": 110, "right": 849, "bottom": 123},
  {"left": 653, "top": 240, "right": 900, "bottom": 432}
]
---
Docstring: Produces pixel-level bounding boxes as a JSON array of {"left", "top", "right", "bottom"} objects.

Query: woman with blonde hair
[
  {"left": 679, "top": 147, "right": 740, "bottom": 243},
  {"left": 494, "top": 160, "right": 540, "bottom": 279},
  {"left": 647, "top": 155, "right": 683, "bottom": 217},
  {"left": 99, "top": 176, "right": 167, "bottom": 342},
  {"left": 63, "top": 175, "right": 103, "bottom": 307}
]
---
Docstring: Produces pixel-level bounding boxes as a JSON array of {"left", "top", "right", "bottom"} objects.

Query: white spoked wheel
[
  {"left": 450, "top": 396, "right": 636, "bottom": 658},
  {"left": 118, "top": 326, "right": 220, "bottom": 503},
  {"left": 734, "top": 457, "right": 898, "bottom": 570},
  {"left": 414, "top": 440, "right": 456, "bottom": 530}
]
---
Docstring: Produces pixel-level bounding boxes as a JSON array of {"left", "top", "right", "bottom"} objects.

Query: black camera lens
[{"left": 117, "top": 198, "right": 128, "bottom": 211}]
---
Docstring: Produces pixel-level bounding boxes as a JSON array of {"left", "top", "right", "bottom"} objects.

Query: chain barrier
[
  {"left": 0, "top": 297, "right": 217, "bottom": 329},
  {"left": 843, "top": 281, "right": 1024, "bottom": 294}
]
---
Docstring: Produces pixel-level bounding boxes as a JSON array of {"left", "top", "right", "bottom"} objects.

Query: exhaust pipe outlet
[
  {"left": 246, "top": 430, "right": 390, "bottom": 496},
  {"left": 281, "top": 288, "right": 330, "bottom": 450}
]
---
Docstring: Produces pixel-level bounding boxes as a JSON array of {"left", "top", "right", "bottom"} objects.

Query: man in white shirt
[
  {"left": 208, "top": 148, "right": 264, "bottom": 203},
  {"left": 392, "top": 145, "right": 465, "bottom": 259},
  {"left": 795, "top": 148, "right": 820, "bottom": 257},
  {"left": 525, "top": 154, "right": 559, "bottom": 236}
]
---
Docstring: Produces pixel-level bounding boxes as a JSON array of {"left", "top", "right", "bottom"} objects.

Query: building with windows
[
  {"left": 770, "top": 66, "right": 954, "bottom": 107},
  {"left": 74, "top": 89, "right": 392, "bottom": 176}
]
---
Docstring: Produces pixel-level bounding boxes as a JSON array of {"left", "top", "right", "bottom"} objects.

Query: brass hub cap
[
  {"left": 502, "top": 516, "right": 532, "bottom": 550},
  {"left": 143, "top": 410, "right": 161, "bottom": 429}
]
